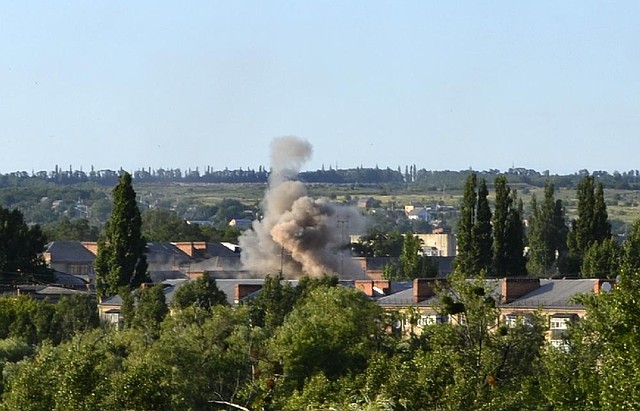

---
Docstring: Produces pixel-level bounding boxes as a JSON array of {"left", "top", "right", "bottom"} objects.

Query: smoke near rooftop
[{"left": 238, "top": 136, "right": 365, "bottom": 278}]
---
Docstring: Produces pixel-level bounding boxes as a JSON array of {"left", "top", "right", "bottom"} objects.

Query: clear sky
[{"left": 1, "top": 1, "right": 639, "bottom": 175}]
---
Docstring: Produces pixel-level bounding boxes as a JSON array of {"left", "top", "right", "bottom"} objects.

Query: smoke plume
[{"left": 239, "top": 136, "right": 365, "bottom": 278}]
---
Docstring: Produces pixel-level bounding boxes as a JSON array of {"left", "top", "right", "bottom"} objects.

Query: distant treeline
[{"left": 2, "top": 165, "right": 640, "bottom": 190}]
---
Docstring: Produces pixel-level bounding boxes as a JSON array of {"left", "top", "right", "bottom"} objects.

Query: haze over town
[{"left": 2, "top": 1, "right": 639, "bottom": 175}]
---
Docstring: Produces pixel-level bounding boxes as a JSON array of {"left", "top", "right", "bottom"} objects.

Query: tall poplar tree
[
  {"left": 455, "top": 173, "right": 477, "bottom": 275},
  {"left": 95, "top": 172, "right": 149, "bottom": 299},
  {"left": 492, "top": 176, "right": 510, "bottom": 276},
  {"left": 474, "top": 177, "right": 493, "bottom": 274},
  {"left": 553, "top": 197, "right": 570, "bottom": 272},
  {"left": 504, "top": 192, "right": 527, "bottom": 276},
  {"left": 566, "top": 176, "right": 611, "bottom": 275},
  {"left": 493, "top": 176, "right": 526, "bottom": 277},
  {"left": 527, "top": 181, "right": 568, "bottom": 276},
  {"left": 455, "top": 173, "right": 492, "bottom": 276}
]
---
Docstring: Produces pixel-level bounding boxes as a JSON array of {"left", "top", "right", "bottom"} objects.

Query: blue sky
[{"left": 1, "top": 1, "right": 639, "bottom": 175}]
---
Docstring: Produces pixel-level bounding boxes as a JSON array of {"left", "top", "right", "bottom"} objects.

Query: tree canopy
[
  {"left": 0, "top": 207, "right": 51, "bottom": 281},
  {"left": 94, "top": 172, "right": 149, "bottom": 299}
]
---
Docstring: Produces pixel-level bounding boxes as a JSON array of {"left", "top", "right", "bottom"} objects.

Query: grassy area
[{"left": 134, "top": 181, "right": 640, "bottom": 233}]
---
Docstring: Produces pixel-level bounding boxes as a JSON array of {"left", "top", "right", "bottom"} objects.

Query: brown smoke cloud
[{"left": 238, "top": 136, "right": 365, "bottom": 278}]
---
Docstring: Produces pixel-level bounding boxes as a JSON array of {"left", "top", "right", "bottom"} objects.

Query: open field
[{"left": 134, "top": 182, "right": 640, "bottom": 233}]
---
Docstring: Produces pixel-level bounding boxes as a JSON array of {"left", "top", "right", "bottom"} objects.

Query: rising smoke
[{"left": 238, "top": 136, "right": 365, "bottom": 278}]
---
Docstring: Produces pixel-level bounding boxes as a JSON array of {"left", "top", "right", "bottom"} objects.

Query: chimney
[
  {"left": 593, "top": 279, "right": 615, "bottom": 295},
  {"left": 373, "top": 280, "right": 390, "bottom": 294},
  {"left": 413, "top": 278, "right": 446, "bottom": 303},
  {"left": 174, "top": 242, "right": 196, "bottom": 257},
  {"left": 501, "top": 278, "right": 540, "bottom": 303},
  {"left": 355, "top": 280, "right": 374, "bottom": 297},
  {"left": 235, "top": 284, "right": 262, "bottom": 302},
  {"left": 82, "top": 242, "right": 99, "bottom": 255}
]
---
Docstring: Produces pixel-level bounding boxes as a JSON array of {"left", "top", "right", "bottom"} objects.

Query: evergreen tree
[{"left": 94, "top": 172, "right": 149, "bottom": 299}]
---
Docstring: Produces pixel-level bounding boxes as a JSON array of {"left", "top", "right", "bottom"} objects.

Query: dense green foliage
[
  {"left": 3, "top": 265, "right": 640, "bottom": 409},
  {"left": 141, "top": 208, "right": 208, "bottom": 242},
  {"left": 0, "top": 294, "right": 98, "bottom": 346},
  {"left": 94, "top": 172, "right": 149, "bottom": 299},
  {"left": 171, "top": 272, "right": 228, "bottom": 311},
  {"left": 5, "top": 165, "right": 640, "bottom": 190},
  {"left": 527, "top": 182, "right": 569, "bottom": 276},
  {"left": 351, "top": 230, "right": 404, "bottom": 258},
  {"left": 382, "top": 234, "right": 438, "bottom": 280},
  {"left": 567, "top": 176, "right": 612, "bottom": 276},
  {"left": 0, "top": 207, "right": 51, "bottom": 281},
  {"left": 3, "top": 170, "right": 640, "bottom": 409},
  {"left": 42, "top": 217, "right": 100, "bottom": 242},
  {"left": 455, "top": 174, "right": 494, "bottom": 276},
  {"left": 492, "top": 176, "right": 527, "bottom": 277}
]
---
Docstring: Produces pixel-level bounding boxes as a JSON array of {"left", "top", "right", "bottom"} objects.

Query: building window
[
  {"left": 550, "top": 317, "right": 570, "bottom": 330},
  {"left": 504, "top": 314, "right": 518, "bottom": 328},
  {"left": 68, "top": 264, "right": 90, "bottom": 275},
  {"left": 418, "top": 314, "right": 449, "bottom": 326}
]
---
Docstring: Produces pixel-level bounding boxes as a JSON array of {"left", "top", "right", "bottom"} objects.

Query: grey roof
[
  {"left": 97, "top": 277, "right": 603, "bottom": 313},
  {"left": 377, "top": 278, "right": 597, "bottom": 310},
  {"left": 100, "top": 295, "right": 123, "bottom": 306},
  {"left": 185, "top": 257, "right": 242, "bottom": 272},
  {"left": 192, "top": 242, "right": 240, "bottom": 259},
  {"left": 377, "top": 284, "right": 421, "bottom": 306},
  {"left": 36, "top": 286, "right": 86, "bottom": 295},
  {"left": 45, "top": 241, "right": 95, "bottom": 262},
  {"left": 53, "top": 271, "right": 89, "bottom": 288},
  {"left": 376, "top": 279, "right": 501, "bottom": 307},
  {"left": 160, "top": 279, "right": 190, "bottom": 304},
  {"left": 504, "top": 279, "right": 596, "bottom": 308},
  {"left": 149, "top": 270, "right": 188, "bottom": 283},
  {"left": 145, "top": 242, "right": 192, "bottom": 264}
]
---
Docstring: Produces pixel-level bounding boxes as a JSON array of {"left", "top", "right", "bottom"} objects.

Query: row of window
[{"left": 398, "top": 313, "right": 575, "bottom": 331}]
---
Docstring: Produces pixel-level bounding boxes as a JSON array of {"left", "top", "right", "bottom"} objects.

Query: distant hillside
[{"left": 2, "top": 166, "right": 640, "bottom": 190}]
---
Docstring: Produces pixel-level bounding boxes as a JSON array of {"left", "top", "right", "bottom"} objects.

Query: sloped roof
[
  {"left": 376, "top": 282, "right": 416, "bottom": 306},
  {"left": 149, "top": 270, "right": 188, "bottom": 283},
  {"left": 145, "top": 242, "right": 192, "bottom": 264},
  {"left": 376, "top": 278, "right": 598, "bottom": 310},
  {"left": 184, "top": 256, "right": 242, "bottom": 272},
  {"left": 191, "top": 242, "right": 240, "bottom": 259},
  {"left": 504, "top": 279, "right": 596, "bottom": 308},
  {"left": 45, "top": 241, "right": 96, "bottom": 262},
  {"left": 53, "top": 271, "right": 89, "bottom": 288}
]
